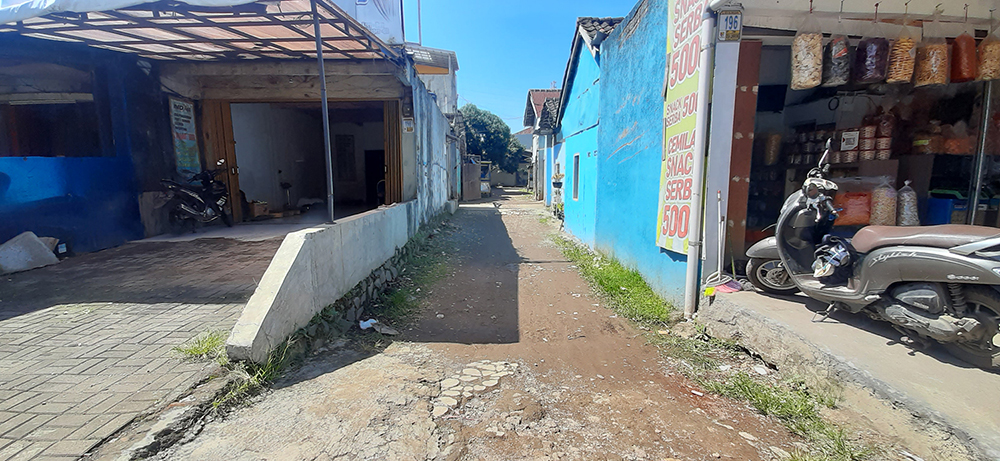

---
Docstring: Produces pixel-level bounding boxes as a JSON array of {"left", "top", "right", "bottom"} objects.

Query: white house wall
[{"left": 230, "top": 103, "right": 326, "bottom": 209}]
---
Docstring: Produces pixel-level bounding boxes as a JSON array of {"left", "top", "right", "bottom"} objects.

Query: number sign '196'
[{"left": 656, "top": 0, "right": 707, "bottom": 254}]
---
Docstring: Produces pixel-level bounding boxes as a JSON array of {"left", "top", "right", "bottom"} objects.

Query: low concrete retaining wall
[
  {"left": 699, "top": 296, "right": 992, "bottom": 459},
  {"left": 227, "top": 202, "right": 420, "bottom": 363}
]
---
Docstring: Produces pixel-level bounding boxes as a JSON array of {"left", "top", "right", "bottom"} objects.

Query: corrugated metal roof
[
  {"left": 404, "top": 43, "right": 458, "bottom": 71},
  {"left": 0, "top": 0, "right": 397, "bottom": 61}
]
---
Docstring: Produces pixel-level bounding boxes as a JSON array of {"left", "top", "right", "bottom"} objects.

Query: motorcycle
[
  {"left": 746, "top": 140, "right": 1000, "bottom": 369},
  {"left": 161, "top": 159, "right": 233, "bottom": 230}
]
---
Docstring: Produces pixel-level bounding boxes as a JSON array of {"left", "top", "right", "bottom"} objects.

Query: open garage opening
[{"left": 230, "top": 100, "right": 390, "bottom": 222}]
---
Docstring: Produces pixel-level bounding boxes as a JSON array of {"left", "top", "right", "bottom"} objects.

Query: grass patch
[
  {"left": 174, "top": 330, "right": 228, "bottom": 366},
  {"left": 553, "top": 236, "right": 872, "bottom": 461},
  {"left": 212, "top": 341, "right": 295, "bottom": 410},
  {"left": 554, "top": 236, "right": 672, "bottom": 324}
]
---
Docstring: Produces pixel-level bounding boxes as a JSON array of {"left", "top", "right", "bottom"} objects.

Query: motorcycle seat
[{"left": 852, "top": 225, "right": 1000, "bottom": 253}]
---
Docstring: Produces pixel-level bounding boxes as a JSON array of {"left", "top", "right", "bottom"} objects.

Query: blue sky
[{"left": 401, "top": 0, "right": 635, "bottom": 130}]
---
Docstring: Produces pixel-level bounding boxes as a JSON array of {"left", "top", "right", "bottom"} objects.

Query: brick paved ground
[{"left": 0, "top": 238, "right": 281, "bottom": 461}]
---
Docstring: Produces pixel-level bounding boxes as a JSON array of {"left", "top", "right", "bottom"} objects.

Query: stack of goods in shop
[
  {"left": 787, "top": 130, "right": 832, "bottom": 166},
  {"left": 913, "top": 121, "right": 976, "bottom": 155},
  {"left": 832, "top": 176, "right": 921, "bottom": 227}
]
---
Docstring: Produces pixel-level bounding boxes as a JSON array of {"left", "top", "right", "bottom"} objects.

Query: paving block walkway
[{"left": 0, "top": 238, "right": 281, "bottom": 461}]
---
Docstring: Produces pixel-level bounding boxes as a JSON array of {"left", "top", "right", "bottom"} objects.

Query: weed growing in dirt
[
  {"left": 553, "top": 236, "right": 671, "bottom": 323},
  {"left": 374, "top": 218, "right": 453, "bottom": 327},
  {"left": 212, "top": 341, "right": 294, "bottom": 410},
  {"left": 553, "top": 236, "right": 873, "bottom": 461},
  {"left": 174, "top": 330, "right": 229, "bottom": 366}
]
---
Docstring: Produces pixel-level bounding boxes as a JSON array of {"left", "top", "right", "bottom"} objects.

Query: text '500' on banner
[{"left": 656, "top": 0, "right": 706, "bottom": 254}]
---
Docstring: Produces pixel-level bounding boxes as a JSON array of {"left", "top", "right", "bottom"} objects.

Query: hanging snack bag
[
  {"left": 823, "top": 23, "right": 851, "bottom": 86},
  {"left": 915, "top": 9, "right": 949, "bottom": 87},
  {"left": 854, "top": 20, "right": 890, "bottom": 84},
  {"left": 897, "top": 180, "right": 920, "bottom": 226},
  {"left": 887, "top": 18, "right": 918, "bottom": 83},
  {"left": 870, "top": 176, "right": 897, "bottom": 225},
  {"left": 834, "top": 192, "right": 872, "bottom": 226},
  {"left": 978, "top": 24, "right": 1000, "bottom": 81},
  {"left": 792, "top": 13, "right": 823, "bottom": 90},
  {"left": 952, "top": 24, "right": 977, "bottom": 83}
]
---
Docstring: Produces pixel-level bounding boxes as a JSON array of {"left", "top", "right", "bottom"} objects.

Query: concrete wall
[
  {"left": 595, "top": 0, "right": 687, "bottom": 306},
  {"left": 418, "top": 73, "right": 458, "bottom": 116},
  {"left": 228, "top": 201, "right": 412, "bottom": 363},
  {"left": 227, "top": 66, "right": 459, "bottom": 363},
  {"left": 560, "top": 41, "right": 602, "bottom": 247},
  {"left": 409, "top": 73, "right": 455, "bottom": 226},
  {"left": 230, "top": 104, "right": 326, "bottom": 208}
]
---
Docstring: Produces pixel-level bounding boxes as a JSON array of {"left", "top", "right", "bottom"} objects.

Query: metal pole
[
  {"left": 417, "top": 0, "right": 423, "bottom": 45},
  {"left": 969, "top": 80, "right": 994, "bottom": 225},
  {"left": 683, "top": 9, "right": 716, "bottom": 319},
  {"left": 312, "top": 0, "right": 335, "bottom": 222}
]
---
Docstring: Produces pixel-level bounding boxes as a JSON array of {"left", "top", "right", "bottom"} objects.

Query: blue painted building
[
  {"left": 593, "top": 0, "right": 686, "bottom": 305},
  {"left": 0, "top": 36, "right": 174, "bottom": 253},
  {"left": 554, "top": 17, "right": 622, "bottom": 247}
]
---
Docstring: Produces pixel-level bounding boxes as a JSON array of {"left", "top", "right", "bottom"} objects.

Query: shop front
[{"left": 704, "top": 1, "right": 1000, "bottom": 277}]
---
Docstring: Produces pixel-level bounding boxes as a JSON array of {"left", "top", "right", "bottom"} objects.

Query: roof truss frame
[{"left": 0, "top": 0, "right": 400, "bottom": 62}]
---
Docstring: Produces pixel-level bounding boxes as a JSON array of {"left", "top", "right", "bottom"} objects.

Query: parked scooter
[
  {"left": 161, "top": 159, "right": 232, "bottom": 230},
  {"left": 746, "top": 140, "right": 1000, "bottom": 369}
]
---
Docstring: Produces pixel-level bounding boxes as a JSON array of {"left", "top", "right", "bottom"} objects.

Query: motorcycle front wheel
[
  {"left": 943, "top": 286, "right": 1000, "bottom": 369},
  {"left": 746, "top": 258, "right": 799, "bottom": 295}
]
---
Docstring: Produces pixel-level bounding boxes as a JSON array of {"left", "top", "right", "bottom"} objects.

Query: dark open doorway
[{"left": 365, "top": 149, "right": 385, "bottom": 207}]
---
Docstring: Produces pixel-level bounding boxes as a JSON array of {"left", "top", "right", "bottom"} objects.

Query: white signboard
[{"left": 332, "top": 0, "right": 404, "bottom": 44}]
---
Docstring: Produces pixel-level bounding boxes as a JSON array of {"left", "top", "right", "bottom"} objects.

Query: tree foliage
[{"left": 460, "top": 104, "right": 525, "bottom": 173}]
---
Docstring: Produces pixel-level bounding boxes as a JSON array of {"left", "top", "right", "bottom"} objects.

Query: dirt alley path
[{"left": 163, "top": 191, "right": 798, "bottom": 461}]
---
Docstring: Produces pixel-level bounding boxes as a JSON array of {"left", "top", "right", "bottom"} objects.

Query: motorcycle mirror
[
  {"left": 817, "top": 139, "right": 832, "bottom": 168},
  {"left": 217, "top": 159, "right": 226, "bottom": 166}
]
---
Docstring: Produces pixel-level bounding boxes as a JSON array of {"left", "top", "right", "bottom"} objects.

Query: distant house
[
  {"left": 523, "top": 89, "right": 561, "bottom": 203},
  {"left": 554, "top": 17, "right": 622, "bottom": 246}
]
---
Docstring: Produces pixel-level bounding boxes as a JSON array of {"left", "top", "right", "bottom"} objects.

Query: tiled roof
[
  {"left": 538, "top": 97, "right": 561, "bottom": 130},
  {"left": 523, "top": 89, "right": 561, "bottom": 128},
  {"left": 578, "top": 17, "right": 624, "bottom": 42}
]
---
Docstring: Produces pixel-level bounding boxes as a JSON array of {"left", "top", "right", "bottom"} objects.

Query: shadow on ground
[
  {"left": 402, "top": 200, "right": 523, "bottom": 345},
  {"left": 0, "top": 237, "right": 280, "bottom": 321},
  {"left": 753, "top": 291, "right": 989, "bottom": 371}
]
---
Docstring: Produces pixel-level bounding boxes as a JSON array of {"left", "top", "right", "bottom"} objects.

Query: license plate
[{"left": 217, "top": 197, "right": 227, "bottom": 206}]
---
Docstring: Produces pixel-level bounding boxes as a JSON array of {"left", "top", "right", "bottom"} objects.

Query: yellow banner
[{"left": 656, "top": 0, "right": 706, "bottom": 253}]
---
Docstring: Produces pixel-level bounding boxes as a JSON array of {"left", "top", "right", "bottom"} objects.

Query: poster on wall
[
  {"left": 655, "top": 0, "right": 707, "bottom": 254},
  {"left": 169, "top": 97, "right": 201, "bottom": 176}
]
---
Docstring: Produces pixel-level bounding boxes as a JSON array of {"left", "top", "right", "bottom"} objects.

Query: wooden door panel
[{"left": 200, "top": 100, "right": 242, "bottom": 222}]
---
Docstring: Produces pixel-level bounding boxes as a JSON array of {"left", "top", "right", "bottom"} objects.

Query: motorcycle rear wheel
[
  {"left": 746, "top": 258, "right": 799, "bottom": 295},
  {"left": 943, "top": 286, "right": 1000, "bottom": 369}
]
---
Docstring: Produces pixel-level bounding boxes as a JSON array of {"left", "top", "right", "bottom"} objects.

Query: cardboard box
[{"left": 250, "top": 201, "right": 268, "bottom": 218}]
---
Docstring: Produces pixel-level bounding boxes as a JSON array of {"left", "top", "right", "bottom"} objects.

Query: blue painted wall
[
  {"left": 0, "top": 37, "right": 147, "bottom": 253},
  {"left": 560, "top": 41, "right": 603, "bottom": 247},
  {"left": 595, "top": 0, "right": 687, "bottom": 305}
]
